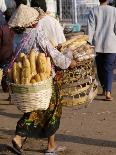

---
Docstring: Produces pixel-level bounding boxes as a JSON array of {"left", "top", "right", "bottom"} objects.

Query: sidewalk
[{"left": 1, "top": 79, "right": 116, "bottom": 155}]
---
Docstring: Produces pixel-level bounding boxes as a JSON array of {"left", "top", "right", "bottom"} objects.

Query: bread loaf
[
  {"left": 34, "top": 74, "right": 41, "bottom": 82},
  {"left": 30, "top": 78, "right": 37, "bottom": 84},
  {"left": 40, "top": 73, "right": 47, "bottom": 81},
  {"left": 29, "top": 49, "right": 37, "bottom": 76},
  {"left": 18, "top": 52, "right": 25, "bottom": 62},
  {"left": 37, "top": 53, "right": 47, "bottom": 73},
  {"left": 13, "top": 62, "right": 21, "bottom": 84},
  {"left": 21, "top": 56, "right": 31, "bottom": 84}
]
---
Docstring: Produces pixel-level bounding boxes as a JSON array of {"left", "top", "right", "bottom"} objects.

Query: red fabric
[{"left": 0, "top": 25, "right": 14, "bottom": 65}]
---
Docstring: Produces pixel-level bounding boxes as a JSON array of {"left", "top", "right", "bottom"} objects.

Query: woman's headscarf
[{"left": 8, "top": 4, "right": 39, "bottom": 28}]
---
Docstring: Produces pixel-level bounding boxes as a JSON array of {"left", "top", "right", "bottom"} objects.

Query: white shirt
[
  {"left": 0, "top": 0, "right": 7, "bottom": 12},
  {"left": 37, "top": 15, "right": 66, "bottom": 47},
  {"left": 88, "top": 5, "right": 116, "bottom": 53}
]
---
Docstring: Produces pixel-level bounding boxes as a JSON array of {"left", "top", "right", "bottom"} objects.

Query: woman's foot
[
  {"left": 12, "top": 139, "right": 23, "bottom": 155},
  {"left": 45, "top": 151, "right": 57, "bottom": 155},
  {"left": 105, "top": 92, "right": 113, "bottom": 101},
  {"left": 12, "top": 135, "right": 24, "bottom": 155},
  {"left": 45, "top": 145, "right": 66, "bottom": 155},
  {"left": 13, "top": 136, "right": 22, "bottom": 148}
]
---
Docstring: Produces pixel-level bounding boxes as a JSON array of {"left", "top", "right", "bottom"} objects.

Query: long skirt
[{"left": 15, "top": 77, "right": 62, "bottom": 138}]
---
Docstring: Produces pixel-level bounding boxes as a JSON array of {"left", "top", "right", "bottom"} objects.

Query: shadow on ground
[
  {"left": 0, "top": 111, "right": 21, "bottom": 119},
  {"left": 0, "top": 144, "right": 17, "bottom": 155},
  {"left": 0, "top": 129, "right": 14, "bottom": 136},
  {"left": 56, "top": 134, "right": 116, "bottom": 148}
]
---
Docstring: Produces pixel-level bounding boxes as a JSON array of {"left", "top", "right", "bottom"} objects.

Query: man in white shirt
[
  {"left": 31, "top": 0, "right": 66, "bottom": 48},
  {"left": 88, "top": 0, "right": 116, "bottom": 101}
]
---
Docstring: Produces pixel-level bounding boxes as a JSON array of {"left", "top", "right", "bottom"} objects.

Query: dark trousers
[{"left": 95, "top": 53, "right": 116, "bottom": 92}]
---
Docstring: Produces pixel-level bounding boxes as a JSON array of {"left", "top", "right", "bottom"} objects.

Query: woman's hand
[
  {"left": 56, "top": 44, "right": 62, "bottom": 51},
  {"left": 70, "top": 60, "right": 77, "bottom": 68}
]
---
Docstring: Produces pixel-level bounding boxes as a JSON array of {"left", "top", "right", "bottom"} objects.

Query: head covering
[{"left": 8, "top": 4, "right": 39, "bottom": 27}]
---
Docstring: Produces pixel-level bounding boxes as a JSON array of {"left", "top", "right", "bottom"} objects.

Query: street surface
[{"left": 1, "top": 76, "right": 116, "bottom": 155}]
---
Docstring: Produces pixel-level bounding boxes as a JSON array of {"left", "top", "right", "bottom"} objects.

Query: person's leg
[
  {"left": 13, "top": 135, "right": 22, "bottom": 148},
  {"left": 95, "top": 53, "right": 105, "bottom": 94},
  {"left": 48, "top": 134, "right": 56, "bottom": 151},
  {"left": 103, "top": 53, "right": 116, "bottom": 99}
]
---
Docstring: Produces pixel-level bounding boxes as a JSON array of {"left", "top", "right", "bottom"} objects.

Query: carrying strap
[{"left": 8, "top": 29, "right": 33, "bottom": 70}]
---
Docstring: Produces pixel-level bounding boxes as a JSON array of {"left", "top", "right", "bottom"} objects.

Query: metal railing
[{"left": 59, "top": 0, "right": 99, "bottom": 25}]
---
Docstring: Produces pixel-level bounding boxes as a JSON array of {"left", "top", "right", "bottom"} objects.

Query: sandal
[
  {"left": 12, "top": 139, "right": 24, "bottom": 155},
  {"left": 12, "top": 137, "right": 27, "bottom": 155},
  {"left": 55, "top": 146, "right": 66, "bottom": 152},
  {"left": 45, "top": 152, "right": 57, "bottom": 155},
  {"left": 105, "top": 96, "right": 113, "bottom": 101}
]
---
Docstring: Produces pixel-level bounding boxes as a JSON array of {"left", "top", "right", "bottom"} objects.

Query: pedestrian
[
  {"left": 8, "top": 4, "right": 76, "bottom": 155},
  {"left": 31, "top": 0, "right": 66, "bottom": 50},
  {"left": 87, "top": 0, "right": 116, "bottom": 101}
]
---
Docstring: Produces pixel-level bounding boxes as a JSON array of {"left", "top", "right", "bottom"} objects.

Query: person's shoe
[
  {"left": 55, "top": 146, "right": 66, "bottom": 152},
  {"left": 45, "top": 151, "right": 57, "bottom": 155},
  {"left": 105, "top": 92, "right": 113, "bottom": 101},
  {"left": 105, "top": 96, "right": 113, "bottom": 101},
  {"left": 12, "top": 139, "right": 24, "bottom": 155}
]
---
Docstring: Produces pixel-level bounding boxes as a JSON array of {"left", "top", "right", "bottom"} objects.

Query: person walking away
[
  {"left": 87, "top": 0, "right": 116, "bottom": 101},
  {"left": 31, "top": 0, "right": 66, "bottom": 50}
]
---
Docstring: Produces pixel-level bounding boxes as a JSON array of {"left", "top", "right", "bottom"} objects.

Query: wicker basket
[
  {"left": 60, "top": 59, "right": 98, "bottom": 107},
  {"left": 61, "top": 79, "right": 98, "bottom": 107},
  {"left": 10, "top": 77, "right": 53, "bottom": 112}
]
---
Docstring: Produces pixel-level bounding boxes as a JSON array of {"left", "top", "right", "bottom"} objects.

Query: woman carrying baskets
[{"left": 8, "top": 4, "right": 76, "bottom": 155}]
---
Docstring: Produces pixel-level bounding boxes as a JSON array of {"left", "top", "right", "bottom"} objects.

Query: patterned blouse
[{"left": 14, "top": 24, "right": 71, "bottom": 75}]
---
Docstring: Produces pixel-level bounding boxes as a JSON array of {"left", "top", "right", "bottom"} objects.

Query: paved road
[{"left": 1, "top": 78, "right": 116, "bottom": 155}]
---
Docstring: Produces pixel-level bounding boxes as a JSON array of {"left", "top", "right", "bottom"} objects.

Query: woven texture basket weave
[
  {"left": 61, "top": 79, "right": 98, "bottom": 106},
  {"left": 60, "top": 59, "right": 98, "bottom": 107},
  {"left": 10, "top": 77, "right": 53, "bottom": 112}
]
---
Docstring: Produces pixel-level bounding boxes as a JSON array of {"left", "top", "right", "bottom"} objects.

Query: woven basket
[
  {"left": 61, "top": 79, "right": 98, "bottom": 107},
  {"left": 62, "top": 59, "right": 95, "bottom": 85},
  {"left": 0, "top": 69, "right": 3, "bottom": 81},
  {"left": 60, "top": 59, "right": 97, "bottom": 106},
  {"left": 10, "top": 77, "right": 53, "bottom": 112}
]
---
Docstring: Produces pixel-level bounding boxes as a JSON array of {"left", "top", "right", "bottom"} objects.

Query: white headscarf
[{"left": 0, "top": 0, "right": 7, "bottom": 12}]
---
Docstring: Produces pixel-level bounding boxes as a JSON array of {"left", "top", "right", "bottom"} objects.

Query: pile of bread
[
  {"left": 8, "top": 49, "right": 52, "bottom": 84},
  {"left": 61, "top": 35, "right": 95, "bottom": 62}
]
